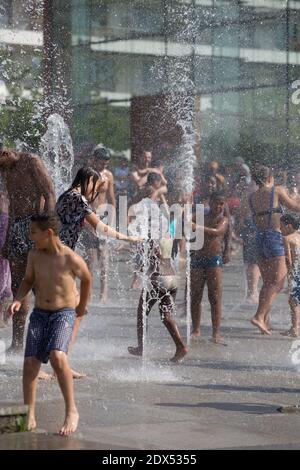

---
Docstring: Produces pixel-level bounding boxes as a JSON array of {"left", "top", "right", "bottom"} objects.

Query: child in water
[
  {"left": 280, "top": 214, "right": 300, "bottom": 337},
  {"left": 190, "top": 192, "right": 229, "bottom": 344},
  {"left": 8, "top": 213, "right": 92, "bottom": 435},
  {"left": 128, "top": 236, "right": 188, "bottom": 363}
]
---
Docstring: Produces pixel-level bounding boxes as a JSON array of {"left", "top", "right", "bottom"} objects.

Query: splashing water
[
  {"left": 40, "top": 113, "right": 74, "bottom": 197},
  {"left": 163, "top": 85, "right": 196, "bottom": 348},
  {"left": 108, "top": 363, "right": 181, "bottom": 384}
]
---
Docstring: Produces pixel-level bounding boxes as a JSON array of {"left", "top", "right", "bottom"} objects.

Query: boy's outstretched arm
[{"left": 7, "top": 251, "right": 35, "bottom": 317}]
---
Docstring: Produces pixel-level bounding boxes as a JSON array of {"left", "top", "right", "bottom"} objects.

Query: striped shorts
[{"left": 25, "top": 307, "right": 76, "bottom": 364}]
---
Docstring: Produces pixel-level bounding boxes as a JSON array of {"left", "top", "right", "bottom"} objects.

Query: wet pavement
[{"left": 1, "top": 247, "right": 300, "bottom": 450}]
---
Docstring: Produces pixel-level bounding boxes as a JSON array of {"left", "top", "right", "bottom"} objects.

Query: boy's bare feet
[
  {"left": 281, "top": 328, "right": 298, "bottom": 338},
  {"left": 251, "top": 317, "right": 271, "bottom": 335},
  {"left": 59, "top": 409, "right": 79, "bottom": 436},
  {"left": 27, "top": 412, "right": 37, "bottom": 431},
  {"left": 170, "top": 346, "right": 188, "bottom": 363},
  {"left": 128, "top": 346, "right": 142, "bottom": 356}
]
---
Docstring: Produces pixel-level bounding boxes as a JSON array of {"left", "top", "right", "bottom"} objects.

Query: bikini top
[{"left": 249, "top": 186, "right": 284, "bottom": 227}]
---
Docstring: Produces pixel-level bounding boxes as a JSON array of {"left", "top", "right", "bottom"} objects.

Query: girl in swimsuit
[{"left": 247, "top": 165, "right": 300, "bottom": 335}]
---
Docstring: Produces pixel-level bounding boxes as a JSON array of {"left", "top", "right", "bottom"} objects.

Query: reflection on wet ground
[{"left": 1, "top": 252, "right": 300, "bottom": 449}]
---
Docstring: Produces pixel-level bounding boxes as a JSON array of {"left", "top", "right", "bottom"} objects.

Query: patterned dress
[{"left": 56, "top": 190, "right": 92, "bottom": 250}]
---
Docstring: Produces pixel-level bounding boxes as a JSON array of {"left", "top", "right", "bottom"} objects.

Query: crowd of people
[{"left": 1, "top": 142, "right": 300, "bottom": 436}]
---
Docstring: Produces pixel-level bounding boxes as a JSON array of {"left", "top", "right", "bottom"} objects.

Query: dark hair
[
  {"left": 251, "top": 164, "right": 271, "bottom": 187},
  {"left": 92, "top": 145, "right": 110, "bottom": 160},
  {"left": 69, "top": 166, "right": 100, "bottom": 199},
  {"left": 31, "top": 213, "right": 61, "bottom": 235},
  {"left": 209, "top": 191, "right": 226, "bottom": 203},
  {"left": 281, "top": 214, "right": 300, "bottom": 230},
  {"left": 147, "top": 172, "right": 162, "bottom": 185},
  {"left": 153, "top": 160, "right": 163, "bottom": 168}
]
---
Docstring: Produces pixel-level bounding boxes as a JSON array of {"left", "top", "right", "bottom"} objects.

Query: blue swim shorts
[
  {"left": 291, "top": 272, "right": 300, "bottom": 306},
  {"left": 191, "top": 255, "right": 223, "bottom": 269},
  {"left": 25, "top": 307, "right": 76, "bottom": 364},
  {"left": 255, "top": 230, "right": 285, "bottom": 259}
]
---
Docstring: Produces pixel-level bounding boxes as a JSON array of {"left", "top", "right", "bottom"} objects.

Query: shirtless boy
[
  {"left": 190, "top": 192, "right": 229, "bottom": 344},
  {"left": 280, "top": 214, "right": 300, "bottom": 337},
  {"left": 7, "top": 213, "right": 91, "bottom": 435}
]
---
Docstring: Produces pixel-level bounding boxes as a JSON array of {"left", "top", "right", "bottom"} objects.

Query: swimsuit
[
  {"left": 140, "top": 283, "right": 177, "bottom": 321},
  {"left": 249, "top": 187, "right": 285, "bottom": 259},
  {"left": 25, "top": 307, "right": 75, "bottom": 364},
  {"left": 6, "top": 215, "right": 33, "bottom": 258},
  {"left": 290, "top": 272, "right": 300, "bottom": 305},
  {"left": 190, "top": 255, "right": 223, "bottom": 269},
  {"left": 56, "top": 190, "right": 92, "bottom": 250},
  {"left": 289, "top": 248, "right": 300, "bottom": 305}
]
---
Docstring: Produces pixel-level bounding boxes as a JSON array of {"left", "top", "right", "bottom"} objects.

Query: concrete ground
[{"left": 1, "top": 247, "right": 300, "bottom": 450}]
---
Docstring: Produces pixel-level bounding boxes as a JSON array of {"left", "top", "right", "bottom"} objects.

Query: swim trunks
[
  {"left": 190, "top": 255, "right": 223, "bottom": 269},
  {"left": 25, "top": 307, "right": 76, "bottom": 363},
  {"left": 290, "top": 272, "right": 300, "bottom": 305},
  {"left": 7, "top": 215, "right": 33, "bottom": 258}
]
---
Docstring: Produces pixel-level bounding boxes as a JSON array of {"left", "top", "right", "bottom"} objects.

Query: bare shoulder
[
  {"left": 27, "top": 248, "right": 40, "bottom": 267},
  {"left": 28, "top": 248, "right": 40, "bottom": 260},
  {"left": 63, "top": 245, "right": 85, "bottom": 265}
]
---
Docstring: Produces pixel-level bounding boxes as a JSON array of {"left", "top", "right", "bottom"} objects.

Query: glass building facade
[{"left": 2, "top": 0, "right": 300, "bottom": 167}]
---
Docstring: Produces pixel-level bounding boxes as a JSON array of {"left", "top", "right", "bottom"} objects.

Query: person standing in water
[
  {"left": 247, "top": 165, "right": 300, "bottom": 335},
  {"left": 7, "top": 213, "right": 91, "bottom": 435},
  {"left": 128, "top": 236, "right": 188, "bottom": 363},
  {"left": 86, "top": 145, "right": 116, "bottom": 303},
  {"left": 237, "top": 181, "right": 261, "bottom": 304},
  {"left": 280, "top": 214, "right": 300, "bottom": 337},
  {"left": 190, "top": 192, "right": 229, "bottom": 344},
  {"left": 0, "top": 147, "right": 56, "bottom": 352}
]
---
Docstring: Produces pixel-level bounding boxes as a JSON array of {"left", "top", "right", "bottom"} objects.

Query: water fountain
[{"left": 39, "top": 113, "right": 74, "bottom": 198}]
